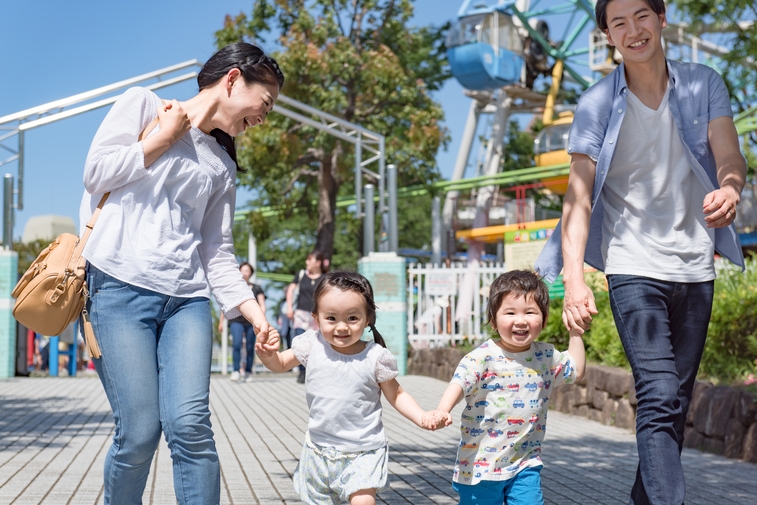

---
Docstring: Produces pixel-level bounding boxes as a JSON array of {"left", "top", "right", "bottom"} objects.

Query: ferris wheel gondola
[{"left": 447, "top": 5, "right": 525, "bottom": 90}]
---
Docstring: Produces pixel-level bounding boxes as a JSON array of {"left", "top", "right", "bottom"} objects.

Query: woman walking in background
[
  {"left": 219, "top": 262, "right": 266, "bottom": 381},
  {"left": 80, "top": 43, "right": 282, "bottom": 505},
  {"left": 286, "top": 250, "right": 328, "bottom": 383}
]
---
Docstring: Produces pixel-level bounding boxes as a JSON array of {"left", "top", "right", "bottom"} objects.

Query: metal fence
[{"left": 407, "top": 261, "right": 507, "bottom": 348}]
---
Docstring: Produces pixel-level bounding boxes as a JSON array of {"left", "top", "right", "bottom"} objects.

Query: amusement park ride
[{"left": 443, "top": 0, "right": 757, "bottom": 260}]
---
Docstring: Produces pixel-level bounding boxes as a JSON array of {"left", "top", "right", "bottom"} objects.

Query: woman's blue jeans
[
  {"left": 87, "top": 264, "right": 220, "bottom": 505},
  {"left": 230, "top": 321, "right": 255, "bottom": 373},
  {"left": 607, "top": 275, "right": 714, "bottom": 505}
]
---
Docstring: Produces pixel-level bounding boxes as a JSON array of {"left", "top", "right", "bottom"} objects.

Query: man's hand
[
  {"left": 704, "top": 186, "right": 740, "bottom": 228},
  {"left": 256, "top": 328, "right": 280, "bottom": 358},
  {"left": 421, "top": 410, "right": 453, "bottom": 431},
  {"left": 562, "top": 278, "right": 598, "bottom": 335}
]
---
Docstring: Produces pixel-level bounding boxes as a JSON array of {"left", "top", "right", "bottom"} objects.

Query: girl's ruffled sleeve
[
  {"left": 374, "top": 348, "right": 399, "bottom": 383},
  {"left": 291, "top": 330, "right": 318, "bottom": 367}
]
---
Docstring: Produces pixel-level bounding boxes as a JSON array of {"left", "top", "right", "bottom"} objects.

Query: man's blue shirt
[{"left": 535, "top": 59, "right": 743, "bottom": 283}]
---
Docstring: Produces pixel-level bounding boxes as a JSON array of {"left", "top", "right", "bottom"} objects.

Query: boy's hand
[
  {"left": 256, "top": 328, "right": 280, "bottom": 358},
  {"left": 421, "top": 410, "right": 453, "bottom": 431}
]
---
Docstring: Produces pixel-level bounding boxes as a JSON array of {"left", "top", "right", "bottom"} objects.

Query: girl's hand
[
  {"left": 157, "top": 99, "right": 191, "bottom": 144},
  {"left": 256, "top": 327, "right": 279, "bottom": 358},
  {"left": 421, "top": 410, "right": 453, "bottom": 431}
]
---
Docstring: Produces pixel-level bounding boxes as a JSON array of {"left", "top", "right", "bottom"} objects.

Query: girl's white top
[
  {"left": 79, "top": 87, "right": 253, "bottom": 318},
  {"left": 292, "top": 329, "right": 399, "bottom": 452}
]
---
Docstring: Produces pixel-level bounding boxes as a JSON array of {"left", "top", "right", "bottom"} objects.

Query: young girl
[{"left": 257, "top": 271, "right": 441, "bottom": 505}]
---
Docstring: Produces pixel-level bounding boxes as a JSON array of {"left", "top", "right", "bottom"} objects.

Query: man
[{"left": 535, "top": 0, "right": 746, "bottom": 504}]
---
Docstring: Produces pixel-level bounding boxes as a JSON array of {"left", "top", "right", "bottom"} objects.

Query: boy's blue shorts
[{"left": 452, "top": 466, "right": 544, "bottom": 505}]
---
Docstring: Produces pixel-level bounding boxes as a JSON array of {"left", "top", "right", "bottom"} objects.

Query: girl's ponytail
[{"left": 369, "top": 324, "right": 387, "bottom": 349}]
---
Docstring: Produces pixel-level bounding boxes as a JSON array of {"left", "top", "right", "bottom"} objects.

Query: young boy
[{"left": 426, "top": 270, "right": 585, "bottom": 504}]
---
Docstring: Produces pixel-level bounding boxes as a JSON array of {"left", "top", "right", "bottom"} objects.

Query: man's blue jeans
[
  {"left": 230, "top": 321, "right": 256, "bottom": 373},
  {"left": 607, "top": 275, "right": 714, "bottom": 505},
  {"left": 87, "top": 264, "right": 220, "bottom": 505}
]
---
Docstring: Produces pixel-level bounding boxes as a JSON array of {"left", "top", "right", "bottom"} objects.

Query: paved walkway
[{"left": 0, "top": 374, "right": 755, "bottom": 505}]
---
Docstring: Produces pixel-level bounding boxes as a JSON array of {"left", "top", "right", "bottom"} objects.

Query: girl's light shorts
[{"left": 293, "top": 438, "right": 389, "bottom": 504}]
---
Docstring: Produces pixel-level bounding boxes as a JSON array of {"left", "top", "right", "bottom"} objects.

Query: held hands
[
  {"left": 421, "top": 410, "right": 453, "bottom": 431},
  {"left": 255, "top": 327, "right": 280, "bottom": 358},
  {"left": 704, "top": 186, "right": 740, "bottom": 228},
  {"left": 157, "top": 99, "right": 191, "bottom": 144},
  {"left": 562, "top": 278, "right": 598, "bottom": 335}
]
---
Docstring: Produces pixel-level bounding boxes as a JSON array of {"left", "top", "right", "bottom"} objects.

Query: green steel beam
[
  {"left": 256, "top": 271, "right": 296, "bottom": 283},
  {"left": 560, "top": 13, "right": 592, "bottom": 53}
]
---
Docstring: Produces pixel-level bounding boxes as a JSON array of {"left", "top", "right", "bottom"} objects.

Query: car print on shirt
[
  {"left": 524, "top": 382, "right": 538, "bottom": 392},
  {"left": 493, "top": 397, "right": 509, "bottom": 408},
  {"left": 482, "top": 382, "right": 504, "bottom": 391},
  {"left": 507, "top": 417, "right": 525, "bottom": 425},
  {"left": 469, "top": 428, "right": 486, "bottom": 437},
  {"left": 482, "top": 370, "right": 498, "bottom": 380},
  {"left": 512, "top": 398, "right": 525, "bottom": 408},
  {"left": 530, "top": 414, "right": 539, "bottom": 424},
  {"left": 507, "top": 383, "right": 519, "bottom": 392},
  {"left": 487, "top": 428, "right": 504, "bottom": 438},
  {"left": 544, "top": 380, "right": 552, "bottom": 390},
  {"left": 507, "top": 430, "right": 519, "bottom": 439},
  {"left": 474, "top": 400, "right": 490, "bottom": 408},
  {"left": 461, "top": 441, "right": 479, "bottom": 449},
  {"left": 534, "top": 351, "right": 543, "bottom": 360},
  {"left": 529, "top": 399, "right": 540, "bottom": 408},
  {"left": 474, "top": 459, "right": 490, "bottom": 468}
]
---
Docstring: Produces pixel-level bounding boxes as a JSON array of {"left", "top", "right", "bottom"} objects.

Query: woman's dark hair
[
  {"left": 309, "top": 249, "right": 331, "bottom": 274},
  {"left": 487, "top": 270, "right": 550, "bottom": 326},
  {"left": 595, "top": 0, "right": 666, "bottom": 32},
  {"left": 238, "top": 261, "right": 255, "bottom": 275},
  {"left": 197, "top": 43, "right": 285, "bottom": 171},
  {"left": 311, "top": 271, "right": 387, "bottom": 348}
]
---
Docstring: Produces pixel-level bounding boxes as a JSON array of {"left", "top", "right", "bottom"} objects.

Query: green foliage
[
  {"left": 216, "top": 0, "right": 450, "bottom": 268},
  {"left": 13, "top": 239, "right": 50, "bottom": 276},
  {"left": 502, "top": 120, "right": 535, "bottom": 173},
  {"left": 702, "top": 257, "right": 757, "bottom": 383}
]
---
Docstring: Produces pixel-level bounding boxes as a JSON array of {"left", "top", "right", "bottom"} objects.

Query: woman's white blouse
[{"left": 79, "top": 87, "right": 253, "bottom": 318}]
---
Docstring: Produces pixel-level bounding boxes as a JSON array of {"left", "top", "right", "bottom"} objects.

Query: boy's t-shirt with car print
[{"left": 450, "top": 339, "right": 576, "bottom": 485}]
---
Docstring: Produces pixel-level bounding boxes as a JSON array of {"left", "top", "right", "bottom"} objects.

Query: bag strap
[{"left": 69, "top": 113, "right": 162, "bottom": 266}]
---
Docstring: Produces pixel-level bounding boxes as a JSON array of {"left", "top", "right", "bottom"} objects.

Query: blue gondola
[{"left": 447, "top": 1, "right": 525, "bottom": 90}]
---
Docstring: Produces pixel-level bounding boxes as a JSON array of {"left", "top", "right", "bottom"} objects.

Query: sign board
[
  {"left": 426, "top": 271, "right": 457, "bottom": 296},
  {"left": 504, "top": 226, "right": 555, "bottom": 272}
]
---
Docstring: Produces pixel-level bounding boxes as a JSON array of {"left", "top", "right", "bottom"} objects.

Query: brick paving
[{"left": 0, "top": 374, "right": 755, "bottom": 504}]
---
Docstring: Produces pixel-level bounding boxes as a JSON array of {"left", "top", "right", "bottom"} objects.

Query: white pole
[{"left": 221, "top": 319, "right": 228, "bottom": 375}]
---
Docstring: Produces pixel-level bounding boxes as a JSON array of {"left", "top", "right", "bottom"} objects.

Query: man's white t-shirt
[{"left": 601, "top": 80, "right": 715, "bottom": 282}]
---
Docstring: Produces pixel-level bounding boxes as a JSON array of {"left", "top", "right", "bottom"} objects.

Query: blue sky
[{"left": 0, "top": 0, "right": 472, "bottom": 239}]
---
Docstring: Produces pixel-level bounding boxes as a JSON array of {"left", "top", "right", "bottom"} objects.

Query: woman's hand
[{"left": 157, "top": 99, "right": 192, "bottom": 144}]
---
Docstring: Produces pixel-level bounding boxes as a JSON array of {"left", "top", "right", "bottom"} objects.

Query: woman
[
  {"left": 285, "top": 250, "right": 329, "bottom": 383},
  {"left": 218, "top": 262, "right": 266, "bottom": 381},
  {"left": 79, "top": 43, "right": 282, "bottom": 505}
]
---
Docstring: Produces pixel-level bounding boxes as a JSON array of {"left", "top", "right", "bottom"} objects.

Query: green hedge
[{"left": 537, "top": 258, "right": 757, "bottom": 385}]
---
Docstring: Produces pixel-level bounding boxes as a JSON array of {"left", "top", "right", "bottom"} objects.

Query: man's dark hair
[
  {"left": 487, "top": 270, "right": 550, "bottom": 326},
  {"left": 596, "top": 0, "right": 666, "bottom": 32}
]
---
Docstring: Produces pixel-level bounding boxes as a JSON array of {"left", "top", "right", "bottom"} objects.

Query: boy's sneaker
[
  {"left": 230, "top": 371, "right": 240, "bottom": 381},
  {"left": 244, "top": 374, "right": 254, "bottom": 383},
  {"left": 297, "top": 370, "right": 306, "bottom": 384}
]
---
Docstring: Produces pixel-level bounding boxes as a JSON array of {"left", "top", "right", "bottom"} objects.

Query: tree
[{"left": 216, "top": 0, "right": 450, "bottom": 271}]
